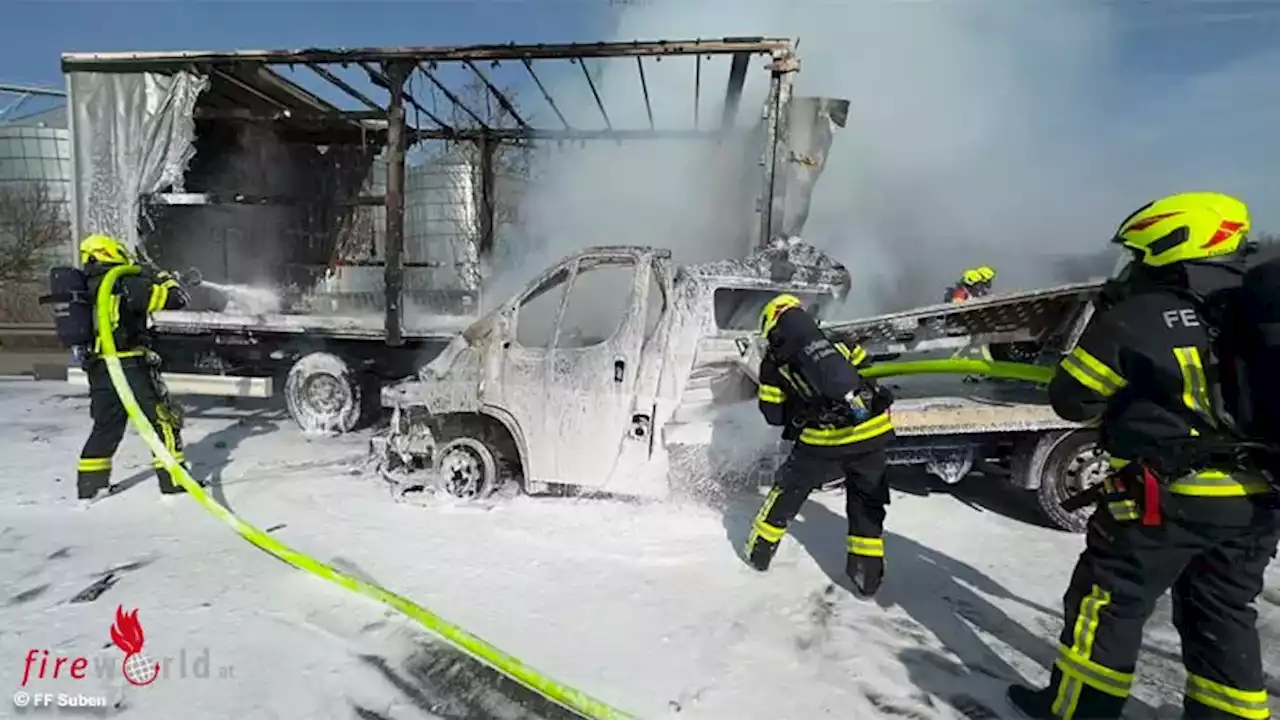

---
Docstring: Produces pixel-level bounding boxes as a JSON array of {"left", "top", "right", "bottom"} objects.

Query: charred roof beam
[
  {"left": 520, "top": 58, "right": 570, "bottom": 130},
  {"left": 411, "top": 127, "right": 743, "bottom": 141},
  {"left": 60, "top": 38, "right": 794, "bottom": 69},
  {"left": 721, "top": 51, "right": 751, "bottom": 131},
  {"left": 416, "top": 62, "right": 489, "bottom": 131},
  {"left": 462, "top": 60, "right": 528, "bottom": 129},
  {"left": 211, "top": 67, "right": 290, "bottom": 111},
  {"left": 361, "top": 60, "right": 453, "bottom": 133},
  {"left": 304, "top": 64, "right": 384, "bottom": 114},
  {"left": 577, "top": 59, "right": 613, "bottom": 133},
  {"left": 635, "top": 58, "right": 654, "bottom": 130}
]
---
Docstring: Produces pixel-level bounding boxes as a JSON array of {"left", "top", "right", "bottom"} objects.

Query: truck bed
[
  {"left": 152, "top": 310, "right": 473, "bottom": 341},
  {"left": 889, "top": 395, "right": 1076, "bottom": 436}
]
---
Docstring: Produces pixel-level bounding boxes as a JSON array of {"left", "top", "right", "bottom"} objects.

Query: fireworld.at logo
[{"left": 109, "top": 606, "right": 160, "bottom": 687}]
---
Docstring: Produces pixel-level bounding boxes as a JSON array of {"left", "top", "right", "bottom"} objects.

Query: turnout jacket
[
  {"left": 758, "top": 338, "right": 894, "bottom": 453},
  {"left": 1049, "top": 283, "right": 1272, "bottom": 507},
  {"left": 85, "top": 264, "right": 189, "bottom": 359}
]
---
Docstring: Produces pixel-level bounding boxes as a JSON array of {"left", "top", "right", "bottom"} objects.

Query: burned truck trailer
[{"left": 59, "top": 38, "right": 841, "bottom": 432}]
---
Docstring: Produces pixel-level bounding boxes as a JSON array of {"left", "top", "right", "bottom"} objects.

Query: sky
[{"left": 3, "top": 0, "right": 1279, "bottom": 311}]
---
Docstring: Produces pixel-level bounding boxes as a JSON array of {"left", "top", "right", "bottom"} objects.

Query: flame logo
[{"left": 110, "top": 605, "right": 159, "bottom": 686}]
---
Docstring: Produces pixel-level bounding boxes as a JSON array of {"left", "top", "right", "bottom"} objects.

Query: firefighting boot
[
  {"left": 77, "top": 475, "right": 109, "bottom": 500},
  {"left": 1005, "top": 685, "right": 1055, "bottom": 719},
  {"left": 157, "top": 463, "right": 200, "bottom": 495},
  {"left": 744, "top": 490, "right": 787, "bottom": 571},
  {"left": 746, "top": 537, "right": 780, "bottom": 571},
  {"left": 847, "top": 554, "right": 885, "bottom": 597}
]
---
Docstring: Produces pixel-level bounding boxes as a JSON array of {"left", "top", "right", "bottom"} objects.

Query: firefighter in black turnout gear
[
  {"left": 744, "top": 294, "right": 895, "bottom": 597},
  {"left": 1007, "top": 193, "right": 1280, "bottom": 720},
  {"left": 70, "top": 234, "right": 193, "bottom": 500}
]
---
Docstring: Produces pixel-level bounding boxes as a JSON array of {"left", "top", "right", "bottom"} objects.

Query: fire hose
[
  {"left": 95, "top": 265, "right": 633, "bottom": 720},
  {"left": 859, "top": 357, "right": 1055, "bottom": 385}
]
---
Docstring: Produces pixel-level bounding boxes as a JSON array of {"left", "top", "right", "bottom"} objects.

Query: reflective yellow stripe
[
  {"left": 152, "top": 453, "right": 185, "bottom": 468},
  {"left": 146, "top": 280, "right": 176, "bottom": 312},
  {"left": 1173, "top": 346, "right": 1217, "bottom": 428},
  {"left": 758, "top": 384, "right": 785, "bottom": 404},
  {"left": 1108, "top": 457, "right": 1130, "bottom": 470},
  {"left": 848, "top": 345, "right": 867, "bottom": 367},
  {"left": 1052, "top": 585, "right": 1133, "bottom": 718},
  {"left": 93, "top": 295, "right": 125, "bottom": 355},
  {"left": 77, "top": 457, "right": 112, "bottom": 472},
  {"left": 1168, "top": 470, "right": 1272, "bottom": 498},
  {"left": 980, "top": 344, "right": 994, "bottom": 361},
  {"left": 1059, "top": 347, "right": 1127, "bottom": 398},
  {"left": 745, "top": 487, "right": 786, "bottom": 554},
  {"left": 777, "top": 366, "right": 814, "bottom": 398},
  {"left": 1107, "top": 500, "right": 1140, "bottom": 521},
  {"left": 799, "top": 412, "right": 893, "bottom": 447},
  {"left": 1185, "top": 673, "right": 1270, "bottom": 719},
  {"left": 847, "top": 535, "right": 884, "bottom": 558}
]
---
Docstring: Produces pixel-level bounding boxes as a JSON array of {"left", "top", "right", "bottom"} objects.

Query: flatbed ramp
[
  {"left": 153, "top": 310, "right": 473, "bottom": 340},
  {"left": 889, "top": 396, "right": 1077, "bottom": 436}
]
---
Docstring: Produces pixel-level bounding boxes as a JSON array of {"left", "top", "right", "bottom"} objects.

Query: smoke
[{"left": 500, "top": 0, "right": 1280, "bottom": 315}]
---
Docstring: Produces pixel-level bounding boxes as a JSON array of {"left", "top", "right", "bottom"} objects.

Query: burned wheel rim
[
  {"left": 1035, "top": 429, "right": 1104, "bottom": 534},
  {"left": 303, "top": 374, "right": 348, "bottom": 415},
  {"left": 1063, "top": 445, "right": 1109, "bottom": 499},
  {"left": 436, "top": 439, "right": 496, "bottom": 499}
]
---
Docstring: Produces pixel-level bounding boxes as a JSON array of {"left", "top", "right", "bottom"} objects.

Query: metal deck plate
[{"left": 825, "top": 280, "right": 1103, "bottom": 356}]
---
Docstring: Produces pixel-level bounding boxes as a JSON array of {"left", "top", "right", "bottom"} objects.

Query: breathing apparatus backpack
[
  {"left": 768, "top": 307, "right": 891, "bottom": 427},
  {"left": 38, "top": 266, "right": 95, "bottom": 362},
  {"left": 1220, "top": 257, "right": 1280, "bottom": 455}
]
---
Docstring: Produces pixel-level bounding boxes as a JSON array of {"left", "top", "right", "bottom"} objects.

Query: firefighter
[
  {"left": 973, "top": 265, "right": 996, "bottom": 297},
  {"left": 944, "top": 268, "right": 983, "bottom": 303},
  {"left": 1006, "top": 192, "right": 1280, "bottom": 720},
  {"left": 76, "top": 234, "right": 194, "bottom": 500},
  {"left": 744, "top": 294, "right": 896, "bottom": 597}
]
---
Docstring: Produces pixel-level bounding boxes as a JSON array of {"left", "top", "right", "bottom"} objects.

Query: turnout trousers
[
  {"left": 77, "top": 358, "right": 186, "bottom": 499},
  {"left": 1014, "top": 504, "right": 1280, "bottom": 720},
  {"left": 744, "top": 444, "right": 890, "bottom": 595}
]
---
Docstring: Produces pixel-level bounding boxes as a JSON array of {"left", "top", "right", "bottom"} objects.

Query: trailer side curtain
[{"left": 67, "top": 70, "right": 208, "bottom": 253}]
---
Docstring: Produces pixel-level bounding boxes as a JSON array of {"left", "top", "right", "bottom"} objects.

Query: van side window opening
[
  {"left": 713, "top": 287, "right": 828, "bottom": 330},
  {"left": 515, "top": 268, "right": 569, "bottom": 348},
  {"left": 556, "top": 258, "right": 637, "bottom": 349}
]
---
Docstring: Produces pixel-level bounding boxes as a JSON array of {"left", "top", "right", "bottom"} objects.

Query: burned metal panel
[
  {"left": 824, "top": 280, "right": 1105, "bottom": 356},
  {"left": 778, "top": 97, "right": 849, "bottom": 239},
  {"left": 67, "top": 70, "right": 208, "bottom": 251}
]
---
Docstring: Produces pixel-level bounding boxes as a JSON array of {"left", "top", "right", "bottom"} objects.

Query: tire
[
  {"left": 285, "top": 352, "right": 363, "bottom": 434},
  {"left": 434, "top": 437, "right": 501, "bottom": 500},
  {"left": 1035, "top": 429, "right": 1108, "bottom": 533}
]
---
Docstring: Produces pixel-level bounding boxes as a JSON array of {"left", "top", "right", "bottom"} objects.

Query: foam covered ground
[{"left": 1, "top": 377, "right": 1277, "bottom": 719}]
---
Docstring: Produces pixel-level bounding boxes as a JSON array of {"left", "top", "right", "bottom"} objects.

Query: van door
[
  {"left": 484, "top": 264, "right": 571, "bottom": 483},
  {"left": 543, "top": 254, "right": 647, "bottom": 487}
]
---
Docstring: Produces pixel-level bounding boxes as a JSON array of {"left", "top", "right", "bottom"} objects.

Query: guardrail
[{"left": 0, "top": 322, "right": 56, "bottom": 337}]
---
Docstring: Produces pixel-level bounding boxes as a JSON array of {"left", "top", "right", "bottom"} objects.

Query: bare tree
[
  {"left": 0, "top": 182, "right": 69, "bottom": 282},
  {"left": 0, "top": 182, "right": 70, "bottom": 322}
]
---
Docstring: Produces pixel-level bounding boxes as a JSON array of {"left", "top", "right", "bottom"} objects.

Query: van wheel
[
  {"left": 1036, "top": 429, "right": 1108, "bottom": 533},
  {"left": 434, "top": 437, "right": 500, "bottom": 500},
  {"left": 285, "top": 352, "right": 363, "bottom": 434}
]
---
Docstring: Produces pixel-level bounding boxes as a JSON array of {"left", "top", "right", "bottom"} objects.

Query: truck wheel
[
  {"left": 285, "top": 352, "right": 363, "bottom": 434},
  {"left": 1036, "top": 429, "right": 1107, "bottom": 533},
  {"left": 434, "top": 437, "right": 500, "bottom": 500}
]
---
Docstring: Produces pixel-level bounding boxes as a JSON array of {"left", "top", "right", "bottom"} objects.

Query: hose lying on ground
[{"left": 95, "top": 264, "right": 634, "bottom": 720}]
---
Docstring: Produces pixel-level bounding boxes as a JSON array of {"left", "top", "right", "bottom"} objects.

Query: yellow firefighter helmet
[{"left": 1113, "top": 192, "right": 1251, "bottom": 268}]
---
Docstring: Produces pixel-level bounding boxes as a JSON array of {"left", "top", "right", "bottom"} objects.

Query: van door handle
[{"left": 614, "top": 359, "right": 625, "bottom": 382}]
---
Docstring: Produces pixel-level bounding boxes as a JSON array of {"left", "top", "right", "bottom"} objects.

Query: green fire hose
[
  {"left": 860, "top": 357, "right": 1055, "bottom": 385},
  {"left": 95, "top": 264, "right": 634, "bottom": 720}
]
